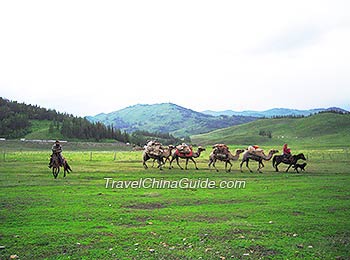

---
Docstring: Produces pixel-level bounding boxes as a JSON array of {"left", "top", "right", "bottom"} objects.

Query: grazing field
[{"left": 0, "top": 147, "right": 350, "bottom": 259}]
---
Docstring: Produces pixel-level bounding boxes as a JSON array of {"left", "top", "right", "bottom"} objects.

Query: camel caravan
[
  {"left": 142, "top": 141, "right": 306, "bottom": 173},
  {"left": 142, "top": 141, "right": 206, "bottom": 170}
]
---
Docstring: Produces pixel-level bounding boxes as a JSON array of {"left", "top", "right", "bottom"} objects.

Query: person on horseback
[
  {"left": 49, "top": 140, "right": 64, "bottom": 168},
  {"left": 282, "top": 143, "right": 292, "bottom": 160}
]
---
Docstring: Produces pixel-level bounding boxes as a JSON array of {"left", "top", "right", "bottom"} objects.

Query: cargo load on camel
[
  {"left": 145, "top": 140, "right": 164, "bottom": 157},
  {"left": 247, "top": 145, "right": 265, "bottom": 157},
  {"left": 212, "top": 143, "right": 230, "bottom": 160},
  {"left": 175, "top": 143, "right": 193, "bottom": 157}
]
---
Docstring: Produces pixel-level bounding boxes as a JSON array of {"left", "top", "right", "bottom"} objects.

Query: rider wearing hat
[{"left": 49, "top": 140, "right": 64, "bottom": 168}]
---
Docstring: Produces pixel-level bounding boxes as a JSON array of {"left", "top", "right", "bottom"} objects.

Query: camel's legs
[
  {"left": 169, "top": 157, "right": 174, "bottom": 169},
  {"left": 210, "top": 158, "right": 219, "bottom": 172},
  {"left": 189, "top": 158, "right": 198, "bottom": 170},
  {"left": 176, "top": 157, "right": 184, "bottom": 170},
  {"left": 245, "top": 159, "right": 253, "bottom": 173},
  {"left": 151, "top": 159, "right": 156, "bottom": 167},
  {"left": 257, "top": 161, "right": 264, "bottom": 173},
  {"left": 143, "top": 158, "right": 149, "bottom": 169},
  {"left": 157, "top": 158, "right": 163, "bottom": 170},
  {"left": 208, "top": 158, "right": 213, "bottom": 168},
  {"left": 226, "top": 160, "right": 232, "bottom": 172},
  {"left": 240, "top": 159, "right": 253, "bottom": 173}
]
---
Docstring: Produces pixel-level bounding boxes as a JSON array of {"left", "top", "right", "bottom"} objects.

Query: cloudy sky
[{"left": 0, "top": 0, "right": 349, "bottom": 116}]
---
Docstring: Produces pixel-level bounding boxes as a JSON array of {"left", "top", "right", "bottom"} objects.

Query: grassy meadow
[{"left": 1, "top": 143, "right": 350, "bottom": 259}]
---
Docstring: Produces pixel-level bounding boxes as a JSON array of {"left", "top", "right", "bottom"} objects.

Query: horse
[
  {"left": 51, "top": 154, "right": 72, "bottom": 179},
  {"left": 272, "top": 153, "right": 306, "bottom": 172}
]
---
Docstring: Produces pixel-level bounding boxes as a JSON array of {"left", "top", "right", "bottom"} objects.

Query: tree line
[
  {"left": 0, "top": 97, "right": 186, "bottom": 145},
  {"left": 0, "top": 97, "right": 129, "bottom": 141}
]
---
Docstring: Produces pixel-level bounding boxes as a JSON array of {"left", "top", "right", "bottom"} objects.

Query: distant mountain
[
  {"left": 192, "top": 112, "right": 350, "bottom": 147},
  {"left": 202, "top": 107, "right": 349, "bottom": 118},
  {"left": 86, "top": 103, "right": 257, "bottom": 137}
]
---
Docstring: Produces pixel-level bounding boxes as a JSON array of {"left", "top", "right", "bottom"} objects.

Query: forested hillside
[{"left": 0, "top": 97, "right": 127, "bottom": 141}]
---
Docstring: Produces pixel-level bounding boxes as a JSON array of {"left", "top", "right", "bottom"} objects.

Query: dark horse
[
  {"left": 272, "top": 153, "right": 306, "bottom": 172},
  {"left": 51, "top": 154, "right": 72, "bottom": 179}
]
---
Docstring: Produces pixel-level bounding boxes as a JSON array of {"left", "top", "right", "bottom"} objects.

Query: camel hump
[
  {"left": 176, "top": 143, "right": 192, "bottom": 154},
  {"left": 145, "top": 140, "right": 164, "bottom": 156},
  {"left": 247, "top": 145, "right": 264, "bottom": 156},
  {"left": 175, "top": 149, "right": 193, "bottom": 157},
  {"left": 213, "top": 143, "right": 229, "bottom": 155}
]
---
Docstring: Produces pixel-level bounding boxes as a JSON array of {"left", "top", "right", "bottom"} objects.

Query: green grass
[
  {"left": 191, "top": 113, "right": 350, "bottom": 148},
  {"left": 0, "top": 146, "right": 349, "bottom": 259}
]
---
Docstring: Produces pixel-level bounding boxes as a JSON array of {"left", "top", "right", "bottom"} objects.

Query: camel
[
  {"left": 151, "top": 145, "right": 175, "bottom": 167},
  {"left": 142, "top": 149, "right": 165, "bottom": 170},
  {"left": 272, "top": 153, "right": 306, "bottom": 172},
  {"left": 240, "top": 149, "right": 279, "bottom": 173},
  {"left": 51, "top": 154, "right": 72, "bottom": 179},
  {"left": 169, "top": 146, "right": 206, "bottom": 170},
  {"left": 208, "top": 149, "right": 245, "bottom": 172}
]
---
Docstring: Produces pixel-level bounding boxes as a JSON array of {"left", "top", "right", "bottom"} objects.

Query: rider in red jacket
[{"left": 282, "top": 143, "right": 291, "bottom": 159}]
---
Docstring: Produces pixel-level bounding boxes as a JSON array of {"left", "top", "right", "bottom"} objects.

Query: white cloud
[{"left": 0, "top": 0, "right": 349, "bottom": 116}]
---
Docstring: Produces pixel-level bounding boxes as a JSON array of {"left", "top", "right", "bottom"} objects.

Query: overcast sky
[{"left": 1, "top": 0, "right": 349, "bottom": 116}]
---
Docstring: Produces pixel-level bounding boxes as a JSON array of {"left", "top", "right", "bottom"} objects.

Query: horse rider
[
  {"left": 282, "top": 143, "right": 292, "bottom": 160},
  {"left": 49, "top": 140, "right": 64, "bottom": 168}
]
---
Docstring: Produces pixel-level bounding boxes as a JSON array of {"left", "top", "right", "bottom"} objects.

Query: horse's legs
[
  {"left": 275, "top": 161, "right": 280, "bottom": 172},
  {"left": 53, "top": 167, "right": 59, "bottom": 179},
  {"left": 286, "top": 163, "right": 293, "bottom": 172}
]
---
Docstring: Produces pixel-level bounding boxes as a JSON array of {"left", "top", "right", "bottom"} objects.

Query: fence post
[
  {"left": 90, "top": 152, "right": 92, "bottom": 161},
  {"left": 113, "top": 152, "right": 117, "bottom": 161}
]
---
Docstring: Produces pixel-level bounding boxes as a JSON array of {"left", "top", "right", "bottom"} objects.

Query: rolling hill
[
  {"left": 202, "top": 107, "right": 348, "bottom": 117},
  {"left": 191, "top": 112, "right": 350, "bottom": 148},
  {"left": 86, "top": 103, "right": 257, "bottom": 137}
]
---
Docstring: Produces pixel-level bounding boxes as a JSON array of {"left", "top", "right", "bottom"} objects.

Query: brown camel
[
  {"left": 240, "top": 149, "right": 279, "bottom": 173},
  {"left": 142, "top": 150, "right": 164, "bottom": 170},
  {"left": 208, "top": 149, "right": 245, "bottom": 172},
  {"left": 169, "top": 146, "right": 206, "bottom": 170},
  {"left": 151, "top": 145, "right": 175, "bottom": 167}
]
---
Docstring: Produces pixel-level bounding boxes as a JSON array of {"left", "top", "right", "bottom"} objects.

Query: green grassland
[
  {"left": 191, "top": 113, "right": 350, "bottom": 148},
  {"left": 1, "top": 146, "right": 350, "bottom": 259}
]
